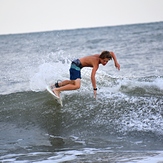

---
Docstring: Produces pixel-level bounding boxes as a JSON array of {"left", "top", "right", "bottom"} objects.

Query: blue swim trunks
[{"left": 69, "top": 59, "right": 83, "bottom": 80}]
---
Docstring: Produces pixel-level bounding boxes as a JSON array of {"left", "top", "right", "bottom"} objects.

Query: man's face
[{"left": 100, "top": 58, "right": 110, "bottom": 66}]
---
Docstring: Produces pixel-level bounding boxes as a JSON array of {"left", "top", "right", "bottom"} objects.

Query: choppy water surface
[{"left": 0, "top": 22, "right": 163, "bottom": 162}]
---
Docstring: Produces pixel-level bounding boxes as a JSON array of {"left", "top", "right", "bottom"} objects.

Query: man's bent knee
[
  {"left": 75, "top": 85, "right": 80, "bottom": 89},
  {"left": 74, "top": 79, "right": 81, "bottom": 89}
]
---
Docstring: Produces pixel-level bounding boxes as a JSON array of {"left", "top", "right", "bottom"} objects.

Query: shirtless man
[{"left": 52, "top": 51, "right": 120, "bottom": 99}]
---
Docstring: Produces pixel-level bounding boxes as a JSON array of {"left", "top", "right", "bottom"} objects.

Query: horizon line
[{"left": 0, "top": 20, "right": 162, "bottom": 36}]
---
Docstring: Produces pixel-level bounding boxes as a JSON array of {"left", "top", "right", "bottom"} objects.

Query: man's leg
[
  {"left": 58, "top": 80, "right": 75, "bottom": 87},
  {"left": 51, "top": 80, "right": 74, "bottom": 89},
  {"left": 53, "top": 79, "right": 81, "bottom": 98}
]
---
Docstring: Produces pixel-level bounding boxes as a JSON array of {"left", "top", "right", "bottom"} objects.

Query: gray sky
[{"left": 0, "top": 0, "right": 163, "bottom": 34}]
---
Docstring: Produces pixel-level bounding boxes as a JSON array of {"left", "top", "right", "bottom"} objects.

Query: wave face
[{"left": 0, "top": 22, "right": 163, "bottom": 162}]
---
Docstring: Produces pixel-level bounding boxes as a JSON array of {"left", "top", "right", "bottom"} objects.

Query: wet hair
[{"left": 99, "top": 51, "right": 112, "bottom": 60}]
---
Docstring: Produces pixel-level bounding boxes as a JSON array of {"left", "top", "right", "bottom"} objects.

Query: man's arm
[
  {"left": 110, "top": 52, "right": 120, "bottom": 70},
  {"left": 91, "top": 66, "right": 98, "bottom": 89},
  {"left": 91, "top": 65, "right": 98, "bottom": 99}
]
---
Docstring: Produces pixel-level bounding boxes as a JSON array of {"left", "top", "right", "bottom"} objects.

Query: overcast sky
[{"left": 0, "top": 0, "right": 163, "bottom": 34}]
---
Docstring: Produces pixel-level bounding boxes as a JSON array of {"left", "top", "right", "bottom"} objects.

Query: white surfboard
[{"left": 46, "top": 85, "right": 63, "bottom": 107}]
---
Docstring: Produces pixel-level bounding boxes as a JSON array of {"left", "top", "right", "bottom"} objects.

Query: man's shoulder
[
  {"left": 92, "top": 54, "right": 100, "bottom": 57},
  {"left": 87, "top": 54, "right": 100, "bottom": 61}
]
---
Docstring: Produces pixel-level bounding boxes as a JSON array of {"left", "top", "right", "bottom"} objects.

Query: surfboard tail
[{"left": 46, "top": 85, "right": 63, "bottom": 106}]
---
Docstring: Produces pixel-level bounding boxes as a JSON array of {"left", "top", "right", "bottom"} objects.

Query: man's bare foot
[{"left": 52, "top": 88, "right": 60, "bottom": 98}]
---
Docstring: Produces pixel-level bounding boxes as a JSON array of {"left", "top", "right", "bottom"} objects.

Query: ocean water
[{"left": 0, "top": 22, "right": 163, "bottom": 163}]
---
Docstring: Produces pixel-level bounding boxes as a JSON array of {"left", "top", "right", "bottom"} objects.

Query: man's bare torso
[{"left": 79, "top": 54, "right": 100, "bottom": 68}]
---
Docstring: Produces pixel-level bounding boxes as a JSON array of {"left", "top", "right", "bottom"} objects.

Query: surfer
[{"left": 52, "top": 51, "right": 120, "bottom": 99}]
